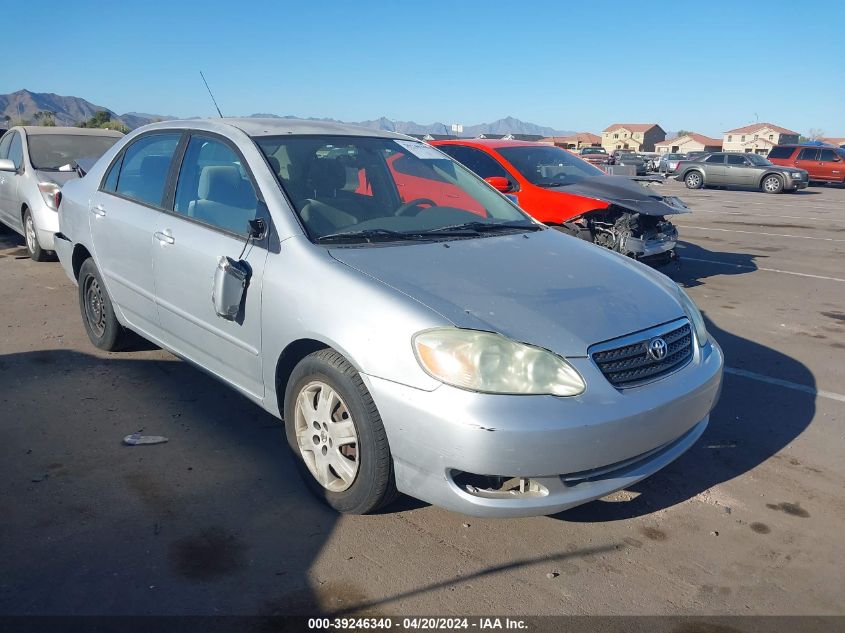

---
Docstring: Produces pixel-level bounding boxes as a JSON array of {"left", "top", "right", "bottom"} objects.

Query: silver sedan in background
[
  {"left": 55, "top": 118, "right": 723, "bottom": 518},
  {"left": 0, "top": 126, "right": 123, "bottom": 260}
]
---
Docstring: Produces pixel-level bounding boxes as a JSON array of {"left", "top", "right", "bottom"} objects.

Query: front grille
[{"left": 591, "top": 321, "right": 693, "bottom": 388}]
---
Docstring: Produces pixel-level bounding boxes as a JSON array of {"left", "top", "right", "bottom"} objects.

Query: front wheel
[
  {"left": 77, "top": 258, "right": 131, "bottom": 351},
  {"left": 761, "top": 174, "right": 784, "bottom": 194},
  {"left": 284, "top": 349, "right": 397, "bottom": 514},
  {"left": 23, "top": 209, "right": 50, "bottom": 262},
  {"left": 684, "top": 171, "right": 704, "bottom": 189}
]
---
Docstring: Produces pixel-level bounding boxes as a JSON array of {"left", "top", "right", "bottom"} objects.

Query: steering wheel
[{"left": 395, "top": 198, "right": 437, "bottom": 217}]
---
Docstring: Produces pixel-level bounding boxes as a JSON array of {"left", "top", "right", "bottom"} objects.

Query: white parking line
[
  {"left": 683, "top": 196, "right": 842, "bottom": 212},
  {"left": 691, "top": 209, "right": 845, "bottom": 224},
  {"left": 680, "top": 256, "right": 845, "bottom": 283},
  {"left": 677, "top": 225, "right": 845, "bottom": 242},
  {"left": 725, "top": 367, "right": 845, "bottom": 404}
]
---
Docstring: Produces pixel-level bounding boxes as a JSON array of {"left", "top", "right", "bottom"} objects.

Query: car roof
[
  {"left": 20, "top": 126, "right": 124, "bottom": 137},
  {"left": 431, "top": 138, "right": 546, "bottom": 149},
  {"left": 130, "top": 117, "right": 411, "bottom": 140}
]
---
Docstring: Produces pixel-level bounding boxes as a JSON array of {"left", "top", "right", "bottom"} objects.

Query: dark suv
[{"left": 768, "top": 145, "right": 845, "bottom": 184}]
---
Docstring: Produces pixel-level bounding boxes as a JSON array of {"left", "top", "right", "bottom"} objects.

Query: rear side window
[
  {"left": 726, "top": 154, "right": 746, "bottom": 165},
  {"left": 113, "top": 133, "right": 181, "bottom": 207},
  {"left": 797, "top": 148, "right": 819, "bottom": 161},
  {"left": 173, "top": 135, "right": 259, "bottom": 236},
  {"left": 767, "top": 146, "right": 795, "bottom": 160}
]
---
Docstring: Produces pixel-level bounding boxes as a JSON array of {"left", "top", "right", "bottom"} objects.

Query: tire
[
  {"left": 77, "top": 258, "right": 130, "bottom": 351},
  {"left": 684, "top": 171, "right": 704, "bottom": 189},
  {"left": 284, "top": 349, "right": 397, "bottom": 514},
  {"left": 761, "top": 174, "right": 784, "bottom": 194},
  {"left": 23, "top": 208, "right": 50, "bottom": 262}
]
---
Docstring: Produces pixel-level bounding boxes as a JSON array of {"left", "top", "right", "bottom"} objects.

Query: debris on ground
[{"left": 123, "top": 433, "right": 169, "bottom": 446}]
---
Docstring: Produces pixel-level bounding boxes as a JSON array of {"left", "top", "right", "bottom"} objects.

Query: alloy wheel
[
  {"left": 24, "top": 215, "right": 36, "bottom": 254},
  {"left": 764, "top": 176, "right": 781, "bottom": 192},
  {"left": 294, "top": 380, "right": 359, "bottom": 492},
  {"left": 686, "top": 173, "right": 701, "bottom": 188}
]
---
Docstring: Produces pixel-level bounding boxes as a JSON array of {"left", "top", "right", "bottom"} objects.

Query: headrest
[
  {"left": 199, "top": 165, "right": 241, "bottom": 202},
  {"left": 307, "top": 159, "right": 346, "bottom": 194}
]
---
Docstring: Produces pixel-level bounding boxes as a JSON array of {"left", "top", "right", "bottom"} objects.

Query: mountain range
[{"left": 0, "top": 89, "right": 574, "bottom": 137}]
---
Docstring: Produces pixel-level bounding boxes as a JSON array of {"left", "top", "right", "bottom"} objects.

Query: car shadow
[
  {"left": 0, "top": 221, "right": 25, "bottom": 254},
  {"left": 551, "top": 314, "right": 816, "bottom": 523},
  {"left": 665, "top": 240, "right": 759, "bottom": 288},
  {"left": 0, "top": 348, "right": 608, "bottom": 617}
]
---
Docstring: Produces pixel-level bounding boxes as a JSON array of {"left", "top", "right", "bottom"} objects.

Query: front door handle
[
  {"left": 91, "top": 204, "right": 106, "bottom": 217},
  {"left": 154, "top": 230, "right": 175, "bottom": 245}
]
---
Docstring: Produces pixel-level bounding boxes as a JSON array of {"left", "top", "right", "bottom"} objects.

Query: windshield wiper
[
  {"left": 421, "top": 220, "right": 542, "bottom": 235},
  {"left": 315, "top": 229, "right": 432, "bottom": 244}
]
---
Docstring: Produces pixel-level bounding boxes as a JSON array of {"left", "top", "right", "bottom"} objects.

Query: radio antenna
[{"left": 200, "top": 71, "right": 224, "bottom": 118}]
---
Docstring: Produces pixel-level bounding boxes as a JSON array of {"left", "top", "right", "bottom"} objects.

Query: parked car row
[
  {"left": 675, "top": 152, "right": 808, "bottom": 194},
  {"left": 40, "top": 117, "right": 723, "bottom": 518}
]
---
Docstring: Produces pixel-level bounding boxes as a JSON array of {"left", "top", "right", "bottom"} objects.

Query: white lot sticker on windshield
[{"left": 394, "top": 139, "right": 446, "bottom": 160}]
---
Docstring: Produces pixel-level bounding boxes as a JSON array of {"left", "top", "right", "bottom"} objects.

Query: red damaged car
[{"left": 432, "top": 139, "right": 688, "bottom": 265}]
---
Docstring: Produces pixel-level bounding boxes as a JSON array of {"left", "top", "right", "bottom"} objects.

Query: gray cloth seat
[{"left": 187, "top": 165, "right": 257, "bottom": 235}]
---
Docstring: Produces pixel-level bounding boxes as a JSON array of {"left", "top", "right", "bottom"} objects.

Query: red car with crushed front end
[{"left": 432, "top": 139, "right": 688, "bottom": 265}]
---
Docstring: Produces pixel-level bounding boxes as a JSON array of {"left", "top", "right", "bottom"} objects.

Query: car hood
[
  {"left": 328, "top": 229, "right": 685, "bottom": 357},
  {"left": 552, "top": 176, "right": 690, "bottom": 216}
]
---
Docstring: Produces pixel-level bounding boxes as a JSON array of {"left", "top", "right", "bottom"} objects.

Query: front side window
[
  {"left": 819, "top": 149, "right": 840, "bottom": 162},
  {"left": 797, "top": 148, "right": 819, "bottom": 161},
  {"left": 496, "top": 145, "right": 603, "bottom": 187},
  {"left": 705, "top": 154, "right": 725, "bottom": 164},
  {"left": 254, "top": 135, "right": 533, "bottom": 242},
  {"left": 726, "top": 154, "right": 746, "bottom": 165},
  {"left": 113, "top": 133, "right": 181, "bottom": 207},
  {"left": 8, "top": 131, "right": 23, "bottom": 169},
  {"left": 27, "top": 134, "right": 120, "bottom": 170},
  {"left": 173, "top": 136, "right": 259, "bottom": 236}
]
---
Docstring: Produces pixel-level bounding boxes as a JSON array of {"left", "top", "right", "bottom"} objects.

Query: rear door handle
[
  {"left": 91, "top": 204, "right": 106, "bottom": 217},
  {"left": 154, "top": 230, "right": 175, "bottom": 245}
]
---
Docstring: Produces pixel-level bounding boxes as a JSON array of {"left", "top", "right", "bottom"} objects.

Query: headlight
[
  {"left": 791, "top": 172, "right": 803, "bottom": 178},
  {"left": 676, "top": 286, "right": 709, "bottom": 347},
  {"left": 38, "top": 182, "right": 61, "bottom": 211},
  {"left": 413, "top": 328, "right": 585, "bottom": 396}
]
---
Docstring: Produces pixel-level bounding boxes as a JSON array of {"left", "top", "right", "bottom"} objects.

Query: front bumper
[{"left": 365, "top": 339, "right": 723, "bottom": 518}]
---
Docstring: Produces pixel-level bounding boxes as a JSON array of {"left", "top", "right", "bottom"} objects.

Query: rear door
[
  {"left": 794, "top": 148, "right": 820, "bottom": 179},
  {"left": 90, "top": 131, "right": 183, "bottom": 335},
  {"left": 702, "top": 153, "right": 726, "bottom": 184},
  {"left": 150, "top": 133, "right": 269, "bottom": 398},
  {"left": 817, "top": 148, "right": 844, "bottom": 182}
]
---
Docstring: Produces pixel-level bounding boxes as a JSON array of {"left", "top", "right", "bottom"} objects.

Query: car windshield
[
  {"left": 27, "top": 134, "right": 120, "bottom": 170},
  {"left": 496, "top": 145, "right": 604, "bottom": 187},
  {"left": 746, "top": 154, "right": 772, "bottom": 166},
  {"left": 254, "top": 135, "right": 538, "bottom": 243}
]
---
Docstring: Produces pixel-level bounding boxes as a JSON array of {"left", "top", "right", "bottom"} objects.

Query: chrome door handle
[
  {"left": 91, "top": 204, "right": 106, "bottom": 217},
  {"left": 154, "top": 230, "right": 175, "bottom": 245}
]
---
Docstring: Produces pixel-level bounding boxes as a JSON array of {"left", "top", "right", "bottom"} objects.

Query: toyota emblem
[{"left": 647, "top": 337, "right": 668, "bottom": 361}]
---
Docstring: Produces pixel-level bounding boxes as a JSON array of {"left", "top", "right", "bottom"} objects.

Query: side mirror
[
  {"left": 0, "top": 158, "right": 15, "bottom": 172},
  {"left": 485, "top": 176, "right": 513, "bottom": 193}
]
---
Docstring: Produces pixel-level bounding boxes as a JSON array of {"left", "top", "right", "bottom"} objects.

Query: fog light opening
[{"left": 451, "top": 471, "right": 548, "bottom": 499}]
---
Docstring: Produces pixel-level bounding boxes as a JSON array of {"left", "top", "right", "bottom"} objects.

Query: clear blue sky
[{"left": 4, "top": 0, "right": 844, "bottom": 136}]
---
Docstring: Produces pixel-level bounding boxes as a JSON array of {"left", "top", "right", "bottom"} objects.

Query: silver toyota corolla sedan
[
  {"left": 54, "top": 118, "right": 723, "bottom": 518},
  {"left": 0, "top": 126, "right": 123, "bottom": 260}
]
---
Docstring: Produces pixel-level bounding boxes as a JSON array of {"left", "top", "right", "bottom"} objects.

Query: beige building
[
  {"left": 722, "top": 123, "right": 799, "bottom": 155},
  {"left": 601, "top": 124, "right": 665, "bottom": 152},
  {"left": 540, "top": 132, "right": 601, "bottom": 149},
  {"left": 656, "top": 133, "right": 722, "bottom": 154}
]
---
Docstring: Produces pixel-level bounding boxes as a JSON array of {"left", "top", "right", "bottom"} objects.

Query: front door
[
  {"left": 151, "top": 134, "right": 268, "bottom": 398},
  {"left": 90, "top": 132, "right": 183, "bottom": 335},
  {"left": 817, "top": 148, "right": 844, "bottom": 182},
  {"left": 725, "top": 153, "right": 753, "bottom": 186},
  {"left": 0, "top": 131, "right": 22, "bottom": 229}
]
